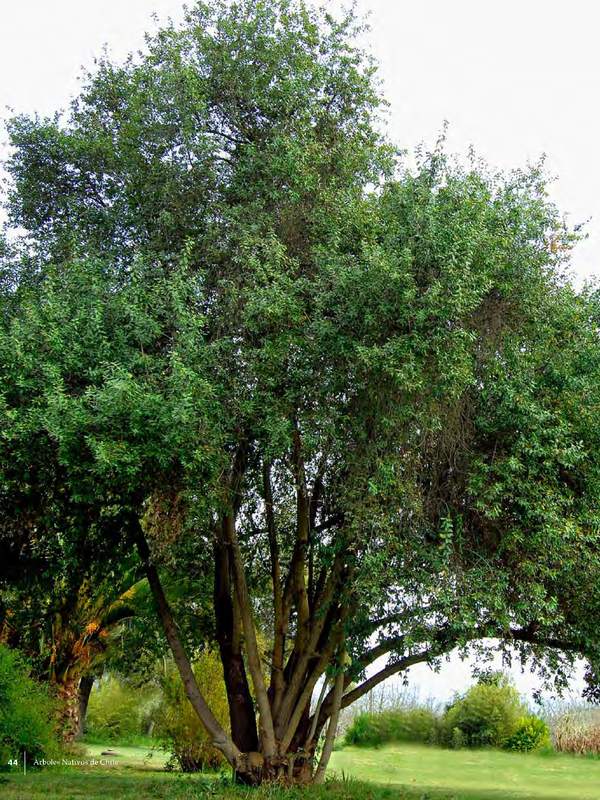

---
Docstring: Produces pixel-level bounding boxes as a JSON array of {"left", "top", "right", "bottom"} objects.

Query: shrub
[
  {"left": 86, "top": 676, "right": 159, "bottom": 743},
  {"left": 441, "top": 673, "right": 525, "bottom": 748},
  {"left": 344, "top": 707, "right": 440, "bottom": 747},
  {"left": 0, "top": 644, "right": 59, "bottom": 769},
  {"left": 504, "top": 715, "right": 551, "bottom": 752},
  {"left": 152, "top": 649, "right": 229, "bottom": 772},
  {"left": 450, "top": 726, "right": 465, "bottom": 749}
]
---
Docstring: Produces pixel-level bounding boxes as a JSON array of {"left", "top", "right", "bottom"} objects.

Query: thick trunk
[
  {"left": 76, "top": 674, "right": 95, "bottom": 739},
  {"left": 55, "top": 675, "right": 81, "bottom": 743},
  {"left": 214, "top": 539, "right": 259, "bottom": 753}
]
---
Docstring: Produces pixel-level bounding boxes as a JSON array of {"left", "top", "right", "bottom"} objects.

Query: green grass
[
  {"left": 82, "top": 742, "right": 171, "bottom": 770},
  {"left": 81, "top": 731, "right": 158, "bottom": 748},
  {"left": 2, "top": 741, "right": 600, "bottom": 799},
  {"left": 331, "top": 743, "right": 600, "bottom": 799}
]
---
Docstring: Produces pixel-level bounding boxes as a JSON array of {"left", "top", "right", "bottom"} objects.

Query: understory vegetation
[
  {"left": 546, "top": 703, "right": 600, "bottom": 755},
  {"left": 152, "top": 650, "right": 230, "bottom": 771},
  {"left": 342, "top": 674, "right": 592, "bottom": 755},
  {"left": 83, "top": 652, "right": 229, "bottom": 771},
  {"left": 0, "top": 644, "right": 59, "bottom": 768},
  {"left": 79, "top": 668, "right": 598, "bottom": 771},
  {"left": 85, "top": 676, "right": 159, "bottom": 745}
]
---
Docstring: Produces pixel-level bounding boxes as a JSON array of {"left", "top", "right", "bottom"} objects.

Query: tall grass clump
[{"left": 552, "top": 709, "right": 600, "bottom": 755}]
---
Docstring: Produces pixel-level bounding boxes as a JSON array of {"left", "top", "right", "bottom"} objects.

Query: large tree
[{"left": 2, "top": 0, "right": 600, "bottom": 784}]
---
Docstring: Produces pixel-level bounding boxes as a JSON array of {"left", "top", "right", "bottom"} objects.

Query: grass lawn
[
  {"left": 331, "top": 743, "right": 600, "bottom": 800},
  {"left": 2, "top": 742, "right": 600, "bottom": 799}
]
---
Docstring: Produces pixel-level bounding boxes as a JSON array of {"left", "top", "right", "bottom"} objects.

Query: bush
[
  {"left": 0, "top": 645, "right": 59, "bottom": 769},
  {"left": 344, "top": 707, "right": 440, "bottom": 747},
  {"left": 441, "top": 673, "right": 525, "bottom": 748},
  {"left": 504, "top": 715, "right": 551, "bottom": 752},
  {"left": 450, "top": 726, "right": 465, "bottom": 749},
  {"left": 86, "top": 676, "right": 159, "bottom": 744},
  {"left": 152, "top": 649, "right": 229, "bottom": 772}
]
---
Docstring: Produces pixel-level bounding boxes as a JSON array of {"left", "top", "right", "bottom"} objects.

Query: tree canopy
[{"left": 1, "top": 0, "right": 600, "bottom": 785}]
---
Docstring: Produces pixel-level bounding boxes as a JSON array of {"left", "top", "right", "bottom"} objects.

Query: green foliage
[
  {"left": 0, "top": 645, "right": 59, "bottom": 768},
  {"left": 344, "top": 708, "right": 440, "bottom": 748},
  {"left": 450, "top": 726, "right": 465, "bottom": 750},
  {"left": 2, "top": 0, "right": 600, "bottom": 774},
  {"left": 504, "top": 715, "right": 551, "bottom": 752},
  {"left": 152, "top": 650, "right": 229, "bottom": 772},
  {"left": 86, "top": 676, "right": 159, "bottom": 744},
  {"left": 441, "top": 675, "right": 526, "bottom": 748}
]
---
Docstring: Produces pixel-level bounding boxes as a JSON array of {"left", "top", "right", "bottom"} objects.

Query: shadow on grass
[
  {"left": 2, "top": 773, "right": 598, "bottom": 800},
  {"left": 328, "top": 778, "right": 600, "bottom": 800},
  {"left": 383, "top": 783, "right": 592, "bottom": 800},
  {"left": 0, "top": 772, "right": 210, "bottom": 800}
]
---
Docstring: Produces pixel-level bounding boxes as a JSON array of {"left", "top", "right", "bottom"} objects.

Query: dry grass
[{"left": 551, "top": 709, "right": 600, "bottom": 755}]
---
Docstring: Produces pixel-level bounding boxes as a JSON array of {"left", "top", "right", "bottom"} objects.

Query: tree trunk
[
  {"left": 214, "top": 539, "right": 259, "bottom": 754},
  {"left": 222, "top": 513, "right": 277, "bottom": 760},
  {"left": 314, "top": 651, "right": 345, "bottom": 783},
  {"left": 136, "top": 516, "right": 358, "bottom": 786},
  {"left": 55, "top": 676, "right": 82, "bottom": 743},
  {"left": 76, "top": 674, "right": 95, "bottom": 739}
]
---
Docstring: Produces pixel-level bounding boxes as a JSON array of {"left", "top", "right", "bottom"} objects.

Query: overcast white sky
[{"left": 0, "top": 0, "right": 596, "bottom": 700}]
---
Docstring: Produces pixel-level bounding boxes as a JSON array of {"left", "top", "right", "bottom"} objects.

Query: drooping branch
[
  {"left": 135, "top": 525, "right": 240, "bottom": 766},
  {"left": 313, "top": 620, "right": 574, "bottom": 734},
  {"left": 510, "top": 626, "right": 583, "bottom": 653},
  {"left": 339, "top": 624, "right": 585, "bottom": 715}
]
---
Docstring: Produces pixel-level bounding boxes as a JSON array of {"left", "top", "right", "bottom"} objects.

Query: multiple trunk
[
  {"left": 132, "top": 445, "right": 413, "bottom": 785},
  {"left": 136, "top": 495, "right": 356, "bottom": 783},
  {"left": 133, "top": 448, "right": 500, "bottom": 784}
]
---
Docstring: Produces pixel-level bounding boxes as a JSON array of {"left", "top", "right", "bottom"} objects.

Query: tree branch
[
  {"left": 314, "top": 646, "right": 345, "bottom": 783},
  {"left": 263, "top": 460, "right": 285, "bottom": 710},
  {"left": 135, "top": 525, "right": 240, "bottom": 766}
]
